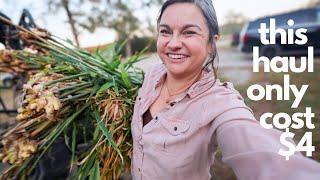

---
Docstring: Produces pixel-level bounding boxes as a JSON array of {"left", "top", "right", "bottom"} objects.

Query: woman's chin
[
  {"left": 162, "top": 58, "right": 190, "bottom": 75},
  {"left": 166, "top": 66, "right": 188, "bottom": 76}
]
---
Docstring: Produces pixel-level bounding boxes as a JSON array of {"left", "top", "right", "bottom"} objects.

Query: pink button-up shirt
[{"left": 131, "top": 63, "right": 320, "bottom": 180}]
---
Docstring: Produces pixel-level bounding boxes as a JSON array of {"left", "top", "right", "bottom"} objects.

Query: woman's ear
[
  {"left": 208, "top": 34, "right": 220, "bottom": 54},
  {"left": 213, "top": 34, "right": 220, "bottom": 42}
]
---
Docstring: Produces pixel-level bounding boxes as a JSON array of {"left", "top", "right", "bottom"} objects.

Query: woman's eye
[
  {"left": 159, "top": 30, "right": 171, "bottom": 34},
  {"left": 183, "top": 31, "right": 196, "bottom": 35}
]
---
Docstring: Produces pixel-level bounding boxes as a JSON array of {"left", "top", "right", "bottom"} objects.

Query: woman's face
[{"left": 157, "top": 3, "right": 213, "bottom": 77}]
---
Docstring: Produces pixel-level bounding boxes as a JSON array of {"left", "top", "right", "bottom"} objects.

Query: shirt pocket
[
  {"left": 161, "top": 117, "right": 190, "bottom": 136},
  {"left": 152, "top": 117, "right": 190, "bottom": 155},
  {"left": 151, "top": 117, "right": 195, "bottom": 170}
]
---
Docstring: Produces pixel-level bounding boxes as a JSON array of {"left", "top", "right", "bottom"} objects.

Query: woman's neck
[{"left": 165, "top": 68, "right": 203, "bottom": 94}]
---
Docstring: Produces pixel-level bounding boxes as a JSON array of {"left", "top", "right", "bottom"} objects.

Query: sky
[
  {"left": 213, "top": 0, "right": 310, "bottom": 23},
  {"left": 0, "top": 0, "right": 311, "bottom": 47}
]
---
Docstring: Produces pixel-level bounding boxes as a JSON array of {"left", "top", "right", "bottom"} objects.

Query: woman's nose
[{"left": 167, "top": 35, "right": 182, "bottom": 50}]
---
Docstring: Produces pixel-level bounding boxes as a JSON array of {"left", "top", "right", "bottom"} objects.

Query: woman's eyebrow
[
  {"left": 182, "top": 24, "right": 202, "bottom": 31},
  {"left": 159, "top": 24, "right": 202, "bottom": 31},
  {"left": 159, "top": 24, "right": 170, "bottom": 29}
]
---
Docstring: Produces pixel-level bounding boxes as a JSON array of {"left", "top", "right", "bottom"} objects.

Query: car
[{"left": 239, "top": 7, "right": 320, "bottom": 58}]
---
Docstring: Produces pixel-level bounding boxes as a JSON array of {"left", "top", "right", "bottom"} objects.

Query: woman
[{"left": 131, "top": 0, "right": 320, "bottom": 179}]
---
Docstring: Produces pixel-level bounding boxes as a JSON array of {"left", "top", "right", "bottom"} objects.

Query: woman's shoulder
[
  {"left": 202, "top": 79, "right": 253, "bottom": 117},
  {"left": 139, "top": 63, "right": 166, "bottom": 93},
  {"left": 142, "top": 63, "right": 165, "bottom": 84},
  {"left": 211, "top": 80, "right": 243, "bottom": 99},
  {"left": 190, "top": 69, "right": 243, "bottom": 103},
  {"left": 196, "top": 80, "right": 256, "bottom": 128},
  {"left": 144, "top": 63, "right": 166, "bottom": 80}
]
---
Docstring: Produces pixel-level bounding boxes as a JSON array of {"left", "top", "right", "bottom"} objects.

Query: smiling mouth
[{"left": 166, "top": 53, "right": 189, "bottom": 62}]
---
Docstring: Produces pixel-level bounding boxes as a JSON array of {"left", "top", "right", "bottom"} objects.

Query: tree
[
  {"left": 77, "top": 0, "right": 140, "bottom": 55},
  {"left": 220, "top": 11, "right": 248, "bottom": 35},
  {"left": 45, "top": 0, "right": 162, "bottom": 54},
  {"left": 61, "top": 0, "right": 80, "bottom": 46},
  {"left": 77, "top": 0, "right": 163, "bottom": 55},
  {"left": 46, "top": 0, "right": 103, "bottom": 47}
]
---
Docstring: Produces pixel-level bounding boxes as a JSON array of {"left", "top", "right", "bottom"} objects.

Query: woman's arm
[{"left": 214, "top": 108, "right": 320, "bottom": 180}]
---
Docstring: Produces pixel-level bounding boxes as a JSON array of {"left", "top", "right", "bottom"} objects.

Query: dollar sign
[{"left": 278, "top": 128, "right": 296, "bottom": 160}]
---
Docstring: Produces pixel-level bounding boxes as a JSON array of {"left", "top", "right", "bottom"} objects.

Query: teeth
[{"left": 168, "top": 53, "right": 187, "bottom": 59}]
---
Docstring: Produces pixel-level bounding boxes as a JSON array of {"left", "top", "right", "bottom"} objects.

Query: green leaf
[
  {"left": 93, "top": 125, "right": 101, "bottom": 141},
  {"left": 123, "top": 47, "right": 148, "bottom": 70},
  {"left": 71, "top": 122, "right": 77, "bottom": 168},
  {"left": 96, "top": 53, "right": 112, "bottom": 69},
  {"left": 98, "top": 43, "right": 116, "bottom": 60},
  {"left": 96, "top": 82, "right": 114, "bottom": 97},
  {"left": 95, "top": 110, "right": 116, "bottom": 148},
  {"left": 87, "top": 84, "right": 100, "bottom": 102},
  {"left": 120, "top": 64, "right": 132, "bottom": 89},
  {"left": 66, "top": 38, "right": 74, "bottom": 45},
  {"left": 78, "top": 153, "right": 97, "bottom": 180},
  {"left": 115, "top": 40, "right": 127, "bottom": 56},
  {"left": 94, "top": 110, "right": 123, "bottom": 165},
  {"left": 110, "top": 58, "right": 121, "bottom": 70},
  {"left": 79, "top": 49, "right": 93, "bottom": 56},
  {"left": 112, "top": 76, "right": 119, "bottom": 96},
  {"left": 89, "top": 161, "right": 101, "bottom": 180}
]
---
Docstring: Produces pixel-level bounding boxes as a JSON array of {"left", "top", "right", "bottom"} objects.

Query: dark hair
[{"left": 157, "top": 0, "right": 220, "bottom": 79}]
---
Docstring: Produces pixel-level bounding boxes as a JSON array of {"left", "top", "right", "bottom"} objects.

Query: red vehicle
[{"left": 231, "top": 31, "right": 240, "bottom": 46}]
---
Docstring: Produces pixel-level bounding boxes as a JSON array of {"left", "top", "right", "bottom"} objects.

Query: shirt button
[
  {"left": 139, "top": 139, "right": 144, "bottom": 145},
  {"left": 138, "top": 168, "right": 141, "bottom": 172},
  {"left": 155, "top": 116, "right": 158, "bottom": 120},
  {"left": 169, "top": 102, "right": 175, "bottom": 106},
  {"left": 174, "top": 126, "right": 178, "bottom": 131}
]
